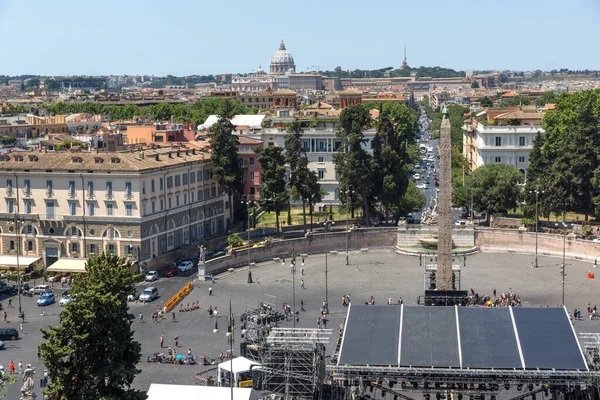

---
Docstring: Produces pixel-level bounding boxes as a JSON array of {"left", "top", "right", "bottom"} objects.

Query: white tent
[
  {"left": 147, "top": 384, "right": 258, "bottom": 400},
  {"left": 217, "top": 356, "right": 261, "bottom": 387},
  {"left": 198, "top": 115, "right": 265, "bottom": 131}
]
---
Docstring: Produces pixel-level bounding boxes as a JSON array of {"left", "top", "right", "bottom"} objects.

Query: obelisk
[{"left": 437, "top": 105, "right": 453, "bottom": 290}]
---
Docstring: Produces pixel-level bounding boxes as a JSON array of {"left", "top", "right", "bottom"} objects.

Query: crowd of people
[{"left": 468, "top": 288, "right": 522, "bottom": 307}]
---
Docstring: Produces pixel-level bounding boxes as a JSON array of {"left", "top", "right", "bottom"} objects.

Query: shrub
[
  {"left": 131, "top": 273, "right": 145, "bottom": 283},
  {"left": 227, "top": 233, "right": 244, "bottom": 248}
]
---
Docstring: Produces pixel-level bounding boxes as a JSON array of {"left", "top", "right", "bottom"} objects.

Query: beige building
[{"left": 0, "top": 147, "right": 227, "bottom": 272}]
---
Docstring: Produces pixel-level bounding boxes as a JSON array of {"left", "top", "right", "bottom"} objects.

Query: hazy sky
[{"left": 1, "top": 0, "right": 598, "bottom": 76}]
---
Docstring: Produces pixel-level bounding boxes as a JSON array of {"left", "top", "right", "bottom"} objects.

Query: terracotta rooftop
[
  {"left": 237, "top": 136, "right": 263, "bottom": 145},
  {"left": 0, "top": 147, "right": 209, "bottom": 172},
  {"left": 494, "top": 110, "right": 544, "bottom": 120}
]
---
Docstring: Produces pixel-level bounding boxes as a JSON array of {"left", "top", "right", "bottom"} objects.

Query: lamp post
[
  {"left": 529, "top": 188, "right": 544, "bottom": 268},
  {"left": 345, "top": 185, "right": 354, "bottom": 266},
  {"left": 292, "top": 262, "right": 296, "bottom": 328},
  {"left": 241, "top": 196, "right": 253, "bottom": 284},
  {"left": 323, "top": 220, "right": 334, "bottom": 311},
  {"left": 561, "top": 202, "right": 567, "bottom": 306}
]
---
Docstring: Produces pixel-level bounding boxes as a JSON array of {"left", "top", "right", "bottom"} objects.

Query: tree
[
  {"left": 455, "top": 164, "right": 523, "bottom": 220},
  {"left": 535, "top": 91, "right": 557, "bottom": 107},
  {"left": 479, "top": 96, "right": 494, "bottom": 108},
  {"left": 0, "top": 370, "right": 16, "bottom": 399},
  {"left": 333, "top": 105, "right": 375, "bottom": 224},
  {"left": 500, "top": 95, "right": 531, "bottom": 107},
  {"left": 258, "top": 146, "right": 288, "bottom": 232},
  {"left": 209, "top": 100, "right": 245, "bottom": 228},
  {"left": 284, "top": 119, "right": 322, "bottom": 233},
  {"left": 471, "top": 80, "right": 480, "bottom": 89},
  {"left": 40, "top": 253, "right": 144, "bottom": 400},
  {"left": 396, "top": 181, "right": 426, "bottom": 219}
]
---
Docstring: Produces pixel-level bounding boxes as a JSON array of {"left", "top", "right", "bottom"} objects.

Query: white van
[{"left": 139, "top": 287, "right": 159, "bottom": 302}]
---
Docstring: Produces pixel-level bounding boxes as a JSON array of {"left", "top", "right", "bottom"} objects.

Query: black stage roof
[{"left": 337, "top": 305, "right": 588, "bottom": 371}]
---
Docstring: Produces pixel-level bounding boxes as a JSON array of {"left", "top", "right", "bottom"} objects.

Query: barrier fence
[{"left": 164, "top": 282, "right": 194, "bottom": 313}]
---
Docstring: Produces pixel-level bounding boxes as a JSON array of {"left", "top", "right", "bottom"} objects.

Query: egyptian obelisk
[{"left": 436, "top": 105, "right": 453, "bottom": 290}]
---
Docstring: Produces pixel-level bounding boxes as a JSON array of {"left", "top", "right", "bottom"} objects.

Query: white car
[
  {"left": 592, "top": 238, "right": 600, "bottom": 243},
  {"left": 59, "top": 295, "right": 73, "bottom": 306},
  {"left": 414, "top": 173, "right": 421, "bottom": 180},
  {"left": 178, "top": 261, "right": 194, "bottom": 272},
  {"left": 145, "top": 271, "right": 159, "bottom": 282}
]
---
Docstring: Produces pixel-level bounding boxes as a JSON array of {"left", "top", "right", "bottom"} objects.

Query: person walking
[
  {"left": 174, "top": 336, "right": 179, "bottom": 347},
  {"left": 37, "top": 346, "right": 41, "bottom": 359},
  {"left": 2, "top": 310, "right": 7, "bottom": 323},
  {"left": 300, "top": 300, "right": 305, "bottom": 311},
  {"left": 139, "top": 312, "right": 144, "bottom": 323},
  {"left": 8, "top": 298, "right": 12, "bottom": 308},
  {"left": 300, "top": 280, "right": 305, "bottom": 289},
  {"left": 18, "top": 360, "right": 23, "bottom": 374},
  {"left": 160, "top": 335, "right": 164, "bottom": 348},
  {"left": 209, "top": 286, "right": 213, "bottom": 296},
  {"left": 9, "top": 360, "right": 15, "bottom": 374},
  {"left": 171, "top": 312, "right": 176, "bottom": 323},
  {"left": 20, "top": 322, "right": 24, "bottom": 335}
]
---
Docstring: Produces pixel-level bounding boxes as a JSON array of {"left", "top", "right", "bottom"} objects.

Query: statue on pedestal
[{"left": 20, "top": 364, "right": 36, "bottom": 400}]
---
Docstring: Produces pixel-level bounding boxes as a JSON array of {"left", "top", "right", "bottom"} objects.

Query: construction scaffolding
[
  {"left": 420, "top": 252, "right": 465, "bottom": 291},
  {"left": 256, "top": 327, "right": 332, "bottom": 399}
]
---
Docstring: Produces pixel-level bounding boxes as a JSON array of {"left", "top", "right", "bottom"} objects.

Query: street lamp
[
  {"left": 323, "top": 220, "right": 334, "bottom": 312},
  {"left": 241, "top": 196, "right": 253, "bottom": 284},
  {"left": 213, "top": 300, "right": 235, "bottom": 400},
  {"left": 529, "top": 188, "right": 544, "bottom": 268},
  {"left": 345, "top": 185, "right": 354, "bottom": 266}
]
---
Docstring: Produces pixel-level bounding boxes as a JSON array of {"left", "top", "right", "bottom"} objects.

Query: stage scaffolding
[
  {"left": 420, "top": 252, "right": 465, "bottom": 291},
  {"left": 257, "top": 327, "right": 332, "bottom": 399}
]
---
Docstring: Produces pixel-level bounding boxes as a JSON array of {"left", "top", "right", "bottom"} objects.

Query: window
[
  {"left": 107, "top": 243, "right": 116, "bottom": 254},
  {"left": 126, "top": 204, "right": 133, "bottom": 216},
  {"left": 6, "top": 178, "right": 12, "bottom": 192},
  {"left": 89, "top": 244, "right": 97, "bottom": 255},
  {"left": 191, "top": 191, "right": 194, "bottom": 202},
  {"left": 184, "top": 193, "right": 187, "bottom": 205},
  {"left": 204, "top": 169, "right": 210, "bottom": 181},
  {"left": 151, "top": 201, "right": 156, "bottom": 213},
  {"left": 88, "top": 202, "right": 95, "bottom": 216},
  {"left": 239, "top": 158, "right": 244, "bottom": 167},
  {"left": 45, "top": 201, "right": 55, "bottom": 218},
  {"left": 106, "top": 203, "right": 114, "bottom": 216},
  {"left": 9, "top": 240, "right": 15, "bottom": 251},
  {"left": 175, "top": 175, "right": 181, "bottom": 187},
  {"left": 6, "top": 199, "right": 14, "bottom": 213},
  {"left": 125, "top": 182, "right": 132, "bottom": 197},
  {"left": 27, "top": 241, "right": 34, "bottom": 252},
  {"left": 87, "top": 181, "right": 94, "bottom": 197},
  {"left": 250, "top": 187, "right": 255, "bottom": 195},
  {"left": 495, "top": 137, "right": 502, "bottom": 146},
  {"left": 176, "top": 195, "right": 180, "bottom": 207},
  {"left": 519, "top": 136, "right": 526, "bottom": 146},
  {"left": 205, "top": 188, "right": 210, "bottom": 200},
  {"left": 167, "top": 176, "right": 173, "bottom": 189},
  {"left": 69, "top": 201, "right": 76, "bottom": 216},
  {"left": 318, "top": 157, "right": 324, "bottom": 163},
  {"left": 197, "top": 171, "right": 202, "bottom": 182},
  {"left": 189, "top": 172, "right": 195, "bottom": 184},
  {"left": 518, "top": 156, "right": 526, "bottom": 163},
  {"left": 151, "top": 179, "right": 155, "bottom": 192},
  {"left": 68, "top": 180, "right": 76, "bottom": 197},
  {"left": 318, "top": 170, "right": 325, "bottom": 180},
  {"left": 142, "top": 181, "right": 146, "bottom": 195},
  {"left": 24, "top": 200, "right": 32, "bottom": 214},
  {"left": 495, "top": 156, "right": 502, "bottom": 163},
  {"left": 24, "top": 179, "right": 31, "bottom": 194},
  {"left": 70, "top": 242, "right": 79, "bottom": 253},
  {"left": 106, "top": 181, "right": 113, "bottom": 197},
  {"left": 159, "top": 178, "right": 164, "bottom": 191},
  {"left": 198, "top": 189, "right": 203, "bottom": 201},
  {"left": 46, "top": 180, "right": 53, "bottom": 195},
  {"left": 168, "top": 197, "right": 172, "bottom": 209},
  {"left": 182, "top": 173, "right": 188, "bottom": 185},
  {"left": 211, "top": 186, "right": 216, "bottom": 198},
  {"left": 249, "top": 157, "right": 255, "bottom": 166},
  {"left": 160, "top": 199, "right": 164, "bottom": 211},
  {"left": 249, "top": 172, "right": 255, "bottom": 181}
]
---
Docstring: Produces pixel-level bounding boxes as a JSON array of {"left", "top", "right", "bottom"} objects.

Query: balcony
[
  {"left": 45, "top": 189, "right": 54, "bottom": 198},
  {"left": 39, "top": 214, "right": 63, "bottom": 221},
  {"left": 68, "top": 191, "right": 77, "bottom": 199},
  {"left": 476, "top": 124, "right": 544, "bottom": 135},
  {"left": 105, "top": 191, "right": 114, "bottom": 200},
  {"left": 22, "top": 189, "right": 32, "bottom": 197},
  {"left": 86, "top": 192, "right": 95, "bottom": 200},
  {"left": 125, "top": 192, "right": 134, "bottom": 200},
  {"left": 5, "top": 188, "right": 14, "bottom": 198}
]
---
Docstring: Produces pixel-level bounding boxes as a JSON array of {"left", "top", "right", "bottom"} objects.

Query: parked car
[
  {"left": 10, "top": 282, "right": 30, "bottom": 295},
  {"left": 178, "top": 261, "right": 194, "bottom": 272},
  {"left": 0, "top": 328, "right": 19, "bottom": 340},
  {"left": 461, "top": 208, "right": 470, "bottom": 218},
  {"left": 413, "top": 173, "right": 421, "bottom": 180},
  {"left": 163, "top": 267, "right": 179, "bottom": 277},
  {"left": 37, "top": 292, "right": 56, "bottom": 306},
  {"left": 145, "top": 271, "right": 159, "bottom": 282},
  {"left": 592, "top": 238, "right": 600, "bottom": 243},
  {"left": 59, "top": 295, "right": 73, "bottom": 306},
  {"left": 0, "top": 340, "right": 5, "bottom": 349},
  {"left": 406, "top": 214, "right": 415, "bottom": 224},
  {"left": 30, "top": 285, "right": 51, "bottom": 295},
  {"left": 139, "top": 287, "right": 159, "bottom": 302}
]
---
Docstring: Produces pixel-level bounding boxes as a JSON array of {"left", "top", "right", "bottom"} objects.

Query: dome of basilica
[{"left": 270, "top": 40, "right": 296, "bottom": 75}]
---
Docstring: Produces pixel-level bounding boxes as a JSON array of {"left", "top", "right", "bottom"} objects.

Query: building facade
[
  {"left": 237, "top": 136, "right": 263, "bottom": 199},
  {"left": 0, "top": 148, "right": 227, "bottom": 272},
  {"left": 463, "top": 110, "right": 545, "bottom": 176}
]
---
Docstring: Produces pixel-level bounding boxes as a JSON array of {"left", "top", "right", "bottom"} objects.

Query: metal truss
[{"left": 328, "top": 365, "right": 600, "bottom": 386}]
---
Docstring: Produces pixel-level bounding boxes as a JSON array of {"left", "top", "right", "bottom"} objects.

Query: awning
[
  {"left": 147, "top": 384, "right": 257, "bottom": 400},
  {"left": 46, "top": 258, "right": 87, "bottom": 274},
  {"left": 0, "top": 255, "right": 41, "bottom": 269}
]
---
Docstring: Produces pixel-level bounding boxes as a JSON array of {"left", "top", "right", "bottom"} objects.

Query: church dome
[{"left": 270, "top": 40, "right": 296, "bottom": 75}]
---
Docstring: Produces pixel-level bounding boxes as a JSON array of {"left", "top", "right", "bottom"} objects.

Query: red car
[{"left": 163, "top": 267, "right": 179, "bottom": 278}]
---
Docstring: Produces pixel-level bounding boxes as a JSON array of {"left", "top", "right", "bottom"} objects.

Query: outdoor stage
[{"left": 329, "top": 305, "right": 600, "bottom": 400}]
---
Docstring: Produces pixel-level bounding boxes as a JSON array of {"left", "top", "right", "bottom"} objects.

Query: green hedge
[{"left": 132, "top": 273, "right": 145, "bottom": 283}]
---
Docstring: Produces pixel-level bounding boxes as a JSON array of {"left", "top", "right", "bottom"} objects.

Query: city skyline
[{"left": 0, "top": 0, "right": 599, "bottom": 76}]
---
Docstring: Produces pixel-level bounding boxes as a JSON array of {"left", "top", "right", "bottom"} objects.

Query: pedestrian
[
  {"left": 316, "top": 317, "right": 321, "bottom": 329},
  {"left": 8, "top": 298, "right": 12, "bottom": 308},
  {"left": 493, "top": 288, "right": 497, "bottom": 298},
  {"left": 139, "top": 312, "right": 144, "bottom": 323},
  {"left": 300, "top": 280, "right": 305, "bottom": 289},
  {"left": 209, "top": 286, "right": 213, "bottom": 296},
  {"left": 20, "top": 322, "right": 24, "bottom": 334},
  {"left": 37, "top": 346, "right": 41, "bottom": 359},
  {"left": 398, "top": 297, "right": 403, "bottom": 305},
  {"left": 211, "top": 275, "right": 215, "bottom": 284},
  {"left": 9, "top": 360, "right": 15, "bottom": 374},
  {"left": 18, "top": 360, "right": 23, "bottom": 374},
  {"left": 301, "top": 256, "right": 305, "bottom": 266},
  {"left": 174, "top": 336, "right": 179, "bottom": 347},
  {"left": 171, "top": 312, "right": 176, "bottom": 323},
  {"left": 323, "top": 317, "right": 327, "bottom": 328},
  {"left": 2, "top": 310, "right": 7, "bottom": 323},
  {"left": 160, "top": 335, "right": 164, "bottom": 348},
  {"left": 387, "top": 297, "right": 392, "bottom": 305},
  {"left": 301, "top": 300, "right": 305, "bottom": 311}
]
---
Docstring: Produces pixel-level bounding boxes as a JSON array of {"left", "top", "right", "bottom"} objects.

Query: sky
[{"left": 0, "top": 0, "right": 599, "bottom": 76}]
